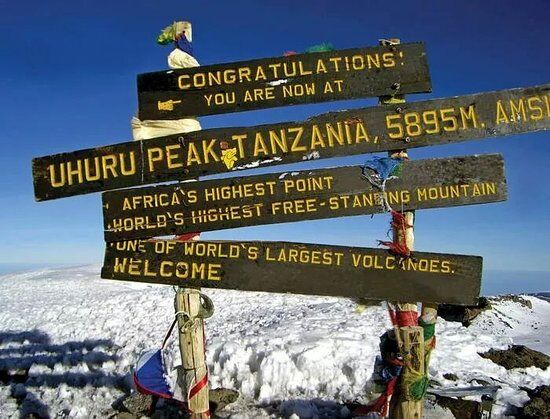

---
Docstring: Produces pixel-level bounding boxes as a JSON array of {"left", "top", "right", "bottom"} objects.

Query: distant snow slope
[{"left": 0, "top": 266, "right": 549, "bottom": 418}]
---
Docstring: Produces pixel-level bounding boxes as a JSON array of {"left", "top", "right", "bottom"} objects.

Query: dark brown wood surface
[
  {"left": 137, "top": 43, "right": 431, "bottom": 119},
  {"left": 101, "top": 239, "right": 482, "bottom": 305},
  {"left": 32, "top": 84, "right": 547, "bottom": 201},
  {"left": 102, "top": 154, "right": 507, "bottom": 241}
]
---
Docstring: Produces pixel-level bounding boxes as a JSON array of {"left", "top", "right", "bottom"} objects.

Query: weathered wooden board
[
  {"left": 137, "top": 43, "right": 431, "bottom": 119},
  {"left": 101, "top": 239, "right": 483, "bottom": 305},
  {"left": 102, "top": 154, "right": 507, "bottom": 241},
  {"left": 32, "top": 84, "right": 547, "bottom": 201}
]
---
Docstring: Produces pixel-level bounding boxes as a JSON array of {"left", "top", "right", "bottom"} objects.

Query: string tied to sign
[
  {"left": 362, "top": 156, "right": 404, "bottom": 189},
  {"left": 378, "top": 210, "right": 413, "bottom": 258},
  {"left": 361, "top": 156, "right": 403, "bottom": 211},
  {"left": 174, "top": 288, "right": 215, "bottom": 332},
  {"left": 361, "top": 156, "right": 412, "bottom": 258}
]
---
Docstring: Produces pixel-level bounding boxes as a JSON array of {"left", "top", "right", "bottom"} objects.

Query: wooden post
[
  {"left": 387, "top": 208, "right": 425, "bottom": 419},
  {"left": 132, "top": 20, "right": 210, "bottom": 417},
  {"left": 165, "top": 22, "right": 210, "bottom": 418},
  {"left": 175, "top": 288, "right": 210, "bottom": 418},
  {"left": 378, "top": 38, "right": 426, "bottom": 418}
]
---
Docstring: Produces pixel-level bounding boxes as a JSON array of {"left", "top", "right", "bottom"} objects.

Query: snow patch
[
  {"left": 232, "top": 156, "right": 283, "bottom": 170},
  {"left": 0, "top": 267, "right": 549, "bottom": 417}
]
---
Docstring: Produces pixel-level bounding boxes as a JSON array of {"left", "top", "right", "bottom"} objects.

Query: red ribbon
[
  {"left": 379, "top": 210, "right": 414, "bottom": 257},
  {"left": 389, "top": 308, "right": 418, "bottom": 327},
  {"left": 188, "top": 373, "right": 208, "bottom": 399},
  {"left": 354, "top": 376, "right": 398, "bottom": 417},
  {"left": 396, "top": 310, "right": 418, "bottom": 327},
  {"left": 176, "top": 232, "right": 200, "bottom": 242}
]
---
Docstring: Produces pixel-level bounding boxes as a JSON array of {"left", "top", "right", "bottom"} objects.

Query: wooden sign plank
[
  {"left": 32, "top": 84, "right": 548, "bottom": 201},
  {"left": 137, "top": 43, "right": 431, "bottom": 119},
  {"left": 101, "top": 239, "right": 483, "bottom": 305},
  {"left": 102, "top": 154, "right": 507, "bottom": 242}
]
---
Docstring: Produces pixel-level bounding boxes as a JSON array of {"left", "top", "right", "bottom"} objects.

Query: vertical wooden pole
[
  {"left": 378, "top": 38, "right": 426, "bottom": 419},
  {"left": 130, "top": 20, "right": 210, "bottom": 417},
  {"left": 168, "top": 22, "right": 210, "bottom": 416},
  {"left": 387, "top": 210, "right": 425, "bottom": 419},
  {"left": 175, "top": 288, "right": 210, "bottom": 418}
]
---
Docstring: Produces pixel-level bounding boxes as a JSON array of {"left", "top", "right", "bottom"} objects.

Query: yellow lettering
[
  {"left": 187, "top": 143, "right": 202, "bottom": 165},
  {"left": 496, "top": 101, "right": 510, "bottom": 124},
  {"left": 310, "top": 125, "right": 326, "bottom": 149},
  {"left": 49, "top": 164, "right": 66, "bottom": 188},
  {"left": 178, "top": 75, "right": 191, "bottom": 89},
  {"left": 165, "top": 145, "right": 183, "bottom": 169},
  {"left": 253, "top": 133, "right": 269, "bottom": 156},
  {"left": 147, "top": 148, "right": 163, "bottom": 172},
  {"left": 289, "top": 127, "right": 306, "bottom": 152}
]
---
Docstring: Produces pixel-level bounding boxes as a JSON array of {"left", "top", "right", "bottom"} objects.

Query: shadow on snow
[{"left": 0, "top": 329, "right": 130, "bottom": 418}]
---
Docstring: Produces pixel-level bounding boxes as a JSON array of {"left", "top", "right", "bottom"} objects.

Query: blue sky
[{"left": 1, "top": 0, "right": 549, "bottom": 285}]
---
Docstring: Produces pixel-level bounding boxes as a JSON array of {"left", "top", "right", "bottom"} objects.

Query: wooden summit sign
[
  {"left": 101, "top": 239, "right": 482, "bottom": 305},
  {"left": 137, "top": 42, "right": 431, "bottom": 119},
  {"left": 33, "top": 84, "right": 547, "bottom": 201},
  {"left": 102, "top": 154, "right": 507, "bottom": 241}
]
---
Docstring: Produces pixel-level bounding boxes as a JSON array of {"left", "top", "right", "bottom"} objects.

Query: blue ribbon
[{"left": 363, "top": 157, "right": 402, "bottom": 181}]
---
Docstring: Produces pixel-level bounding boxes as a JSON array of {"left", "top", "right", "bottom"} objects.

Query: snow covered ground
[{"left": 0, "top": 265, "right": 548, "bottom": 418}]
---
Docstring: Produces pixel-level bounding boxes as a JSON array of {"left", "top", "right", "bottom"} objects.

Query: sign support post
[
  {"left": 136, "top": 21, "right": 211, "bottom": 417},
  {"left": 389, "top": 211, "right": 425, "bottom": 418},
  {"left": 175, "top": 287, "right": 211, "bottom": 418},
  {"left": 379, "top": 38, "right": 425, "bottom": 418}
]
